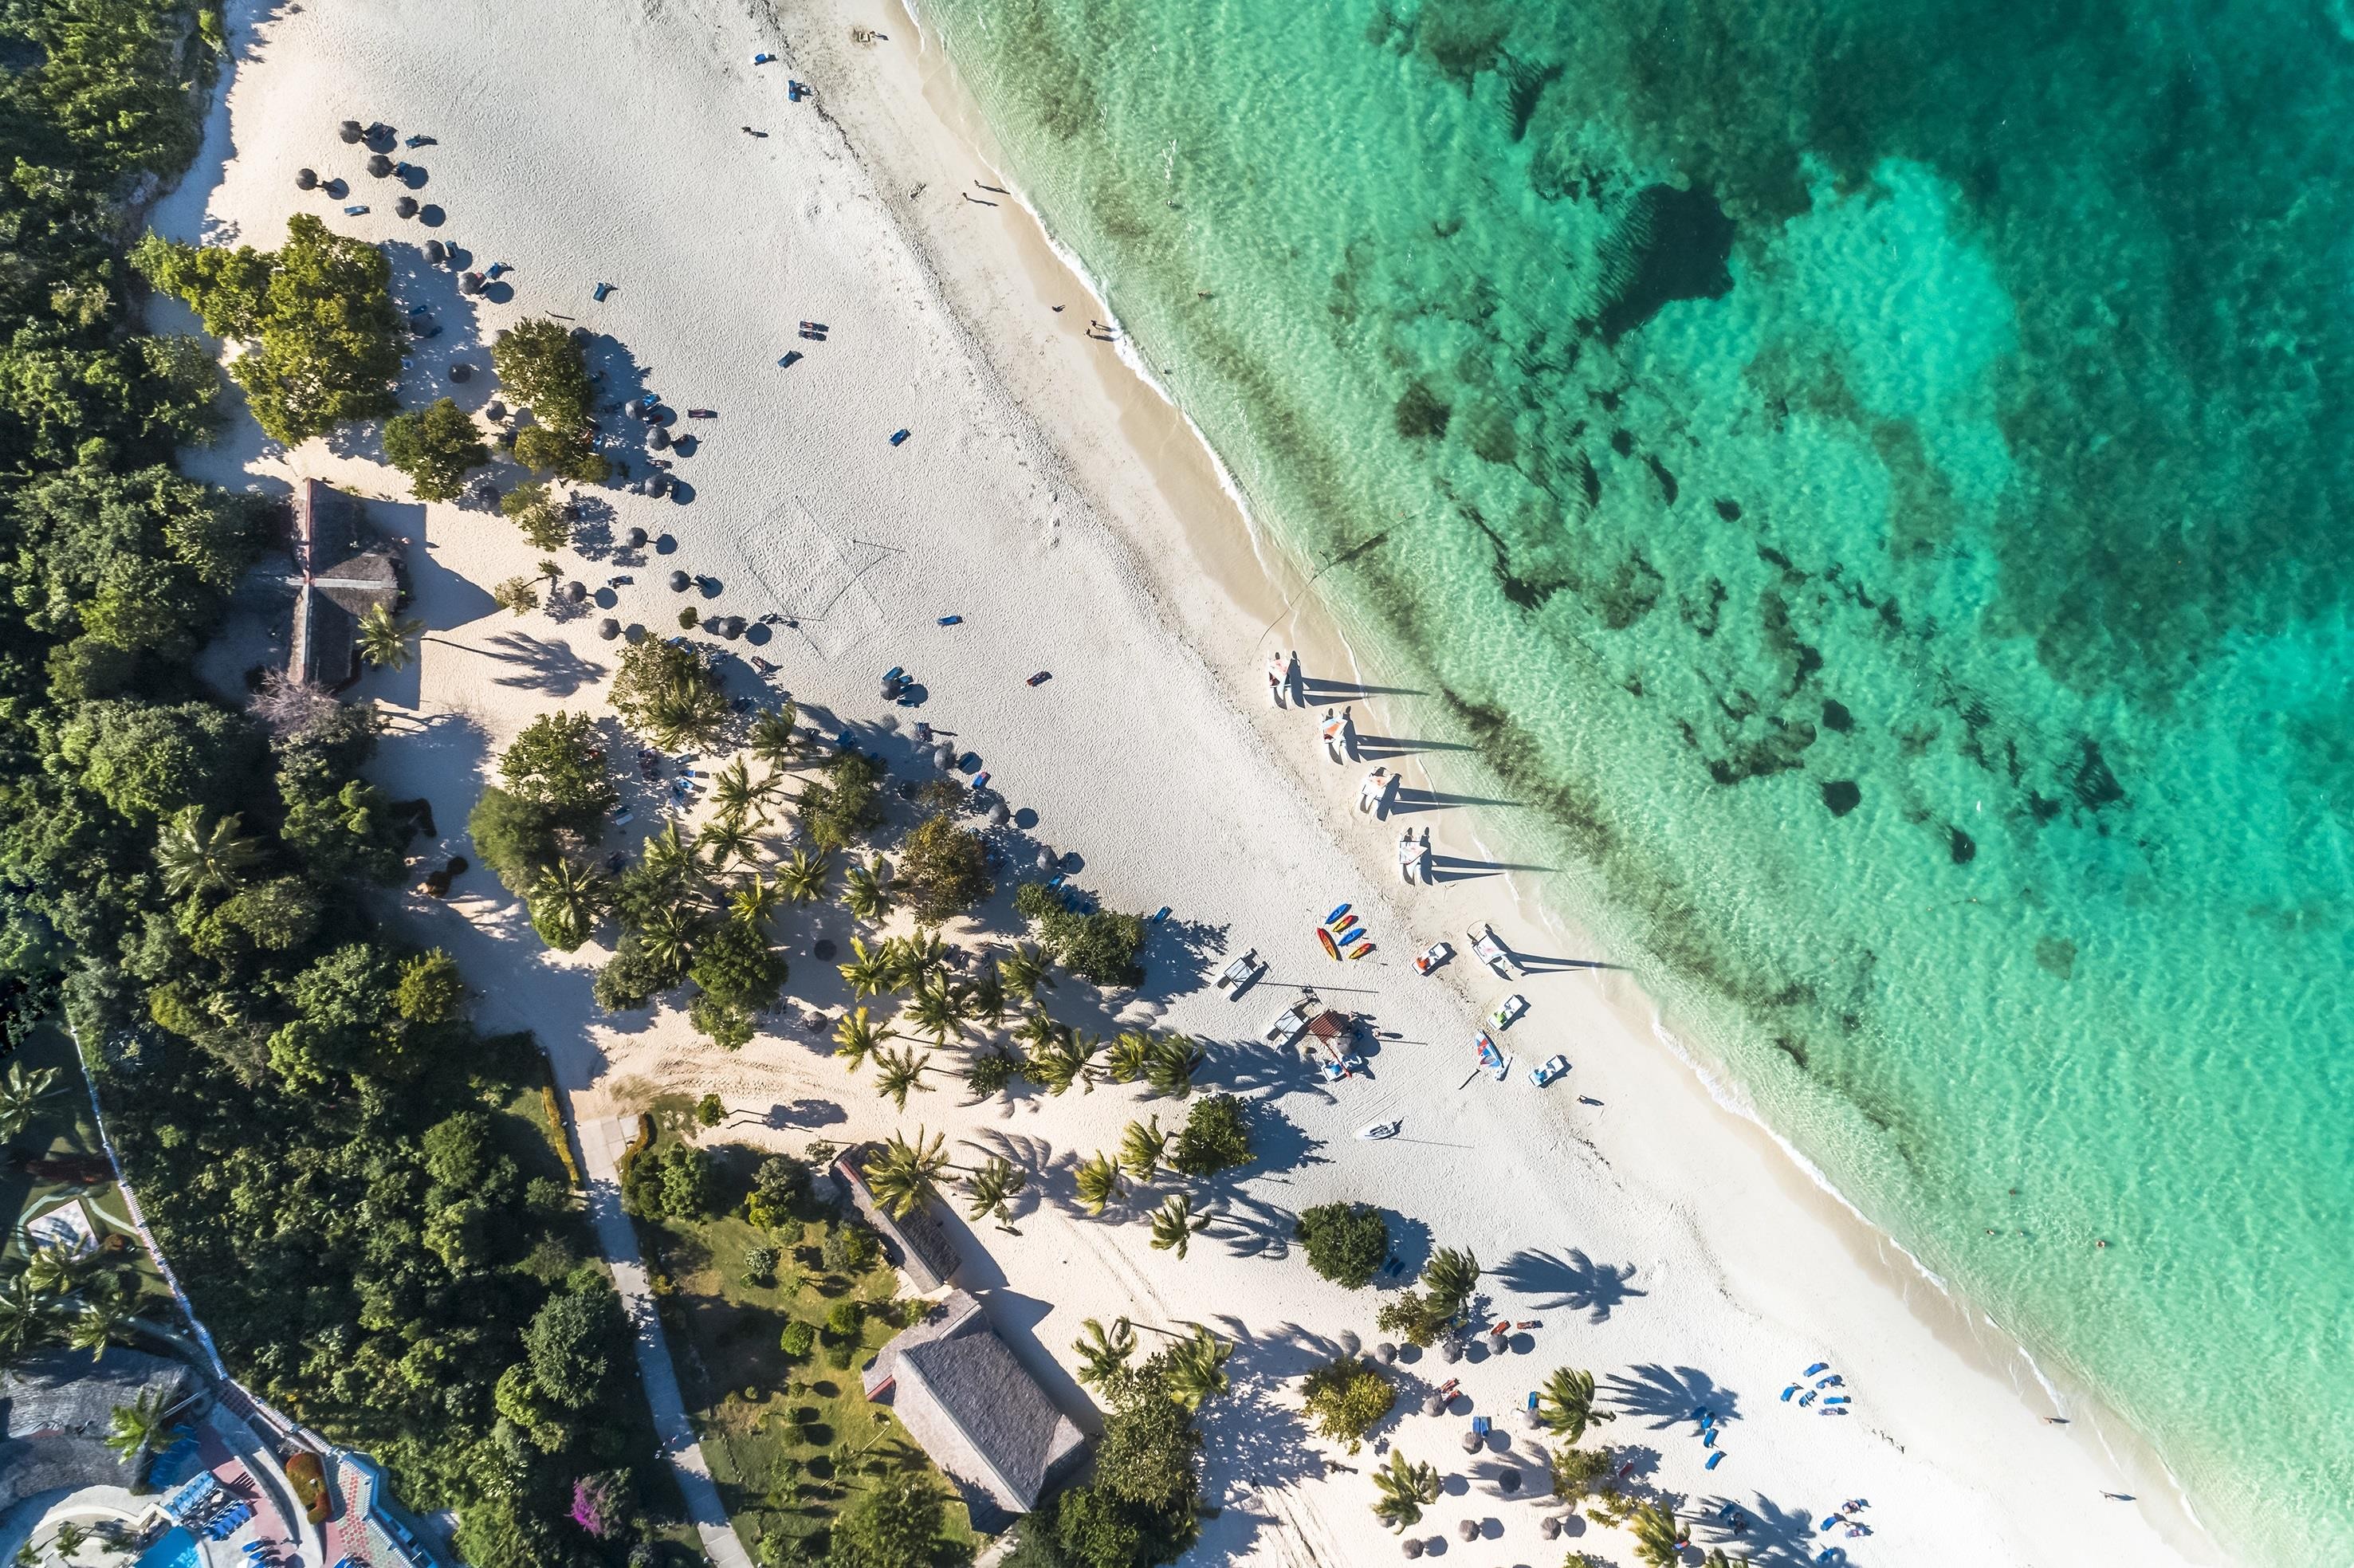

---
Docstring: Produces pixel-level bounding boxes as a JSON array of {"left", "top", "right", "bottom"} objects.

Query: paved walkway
[{"left": 572, "top": 1114, "right": 754, "bottom": 1568}]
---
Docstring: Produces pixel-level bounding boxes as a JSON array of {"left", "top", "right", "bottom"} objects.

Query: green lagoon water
[{"left": 910, "top": 0, "right": 2354, "bottom": 1555}]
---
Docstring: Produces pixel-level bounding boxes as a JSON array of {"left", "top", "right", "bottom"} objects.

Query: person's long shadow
[
  {"left": 1428, "top": 853, "right": 1558, "bottom": 884},
  {"left": 1604, "top": 1363, "right": 1739, "bottom": 1430},
  {"left": 1296, "top": 676, "right": 1426, "bottom": 700},
  {"left": 1493, "top": 1248, "right": 1647, "bottom": 1322},
  {"left": 1389, "top": 787, "right": 1525, "bottom": 815},
  {"left": 1695, "top": 1491, "right": 1821, "bottom": 1566},
  {"left": 1350, "top": 733, "right": 1476, "bottom": 760}
]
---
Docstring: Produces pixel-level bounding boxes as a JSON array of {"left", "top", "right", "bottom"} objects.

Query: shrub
[
  {"left": 1012, "top": 882, "right": 1148, "bottom": 987},
  {"left": 1170, "top": 1093, "right": 1252, "bottom": 1177},
  {"left": 827, "top": 1474, "right": 946, "bottom": 1568},
  {"left": 621, "top": 1140, "right": 716, "bottom": 1220},
  {"left": 898, "top": 813, "right": 992, "bottom": 922},
  {"left": 823, "top": 1299, "right": 865, "bottom": 1339},
  {"left": 608, "top": 637, "right": 727, "bottom": 749},
  {"left": 964, "top": 1048, "right": 1020, "bottom": 1101},
  {"left": 742, "top": 1244, "right": 779, "bottom": 1286},
  {"left": 777, "top": 1319, "right": 815, "bottom": 1361},
  {"left": 747, "top": 1153, "right": 810, "bottom": 1228},
  {"left": 489, "top": 318, "right": 595, "bottom": 433},
  {"left": 500, "top": 712, "right": 616, "bottom": 831},
  {"left": 493, "top": 576, "right": 540, "bottom": 615},
  {"left": 694, "top": 1092, "right": 725, "bottom": 1128},
  {"left": 1294, "top": 1201, "right": 1389, "bottom": 1289},
  {"left": 512, "top": 424, "right": 607, "bottom": 482},
  {"left": 382, "top": 398, "right": 488, "bottom": 501},
  {"left": 821, "top": 1220, "right": 877, "bottom": 1275},
  {"left": 676, "top": 607, "right": 699, "bottom": 631},
  {"left": 1300, "top": 1355, "right": 1393, "bottom": 1452}
]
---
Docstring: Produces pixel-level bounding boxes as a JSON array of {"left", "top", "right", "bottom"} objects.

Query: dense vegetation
[
  {"left": 1292, "top": 1201, "right": 1388, "bottom": 1289},
  {"left": 0, "top": 9, "right": 662, "bottom": 1566},
  {"left": 489, "top": 319, "right": 606, "bottom": 482}
]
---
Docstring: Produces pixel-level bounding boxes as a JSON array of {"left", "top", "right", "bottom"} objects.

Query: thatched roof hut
[
  {"left": 395, "top": 195, "right": 418, "bottom": 218},
  {"left": 597, "top": 618, "right": 620, "bottom": 641},
  {"left": 367, "top": 153, "right": 392, "bottom": 178},
  {"left": 296, "top": 167, "right": 316, "bottom": 190},
  {"left": 624, "top": 526, "right": 647, "bottom": 548},
  {"left": 668, "top": 571, "right": 690, "bottom": 591},
  {"left": 339, "top": 120, "right": 363, "bottom": 143}
]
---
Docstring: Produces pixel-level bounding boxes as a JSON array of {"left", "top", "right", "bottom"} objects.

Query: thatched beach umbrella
[
  {"left": 1422, "top": 1393, "right": 1445, "bottom": 1417},
  {"left": 987, "top": 802, "right": 1010, "bottom": 827},
  {"left": 1497, "top": 1469, "right": 1519, "bottom": 1494},
  {"left": 395, "top": 195, "right": 418, "bottom": 218},
  {"left": 295, "top": 167, "right": 316, "bottom": 190},
  {"left": 1539, "top": 1515, "right": 1562, "bottom": 1541},
  {"left": 668, "top": 571, "right": 690, "bottom": 592},
  {"left": 597, "top": 618, "right": 620, "bottom": 641},
  {"left": 1375, "top": 1342, "right": 1397, "bottom": 1365},
  {"left": 647, "top": 425, "right": 670, "bottom": 450},
  {"left": 722, "top": 616, "right": 745, "bottom": 639},
  {"left": 484, "top": 399, "right": 506, "bottom": 421},
  {"left": 624, "top": 623, "right": 646, "bottom": 643},
  {"left": 367, "top": 153, "right": 392, "bottom": 178},
  {"left": 461, "top": 271, "right": 484, "bottom": 294},
  {"left": 1400, "top": 1541, "right": 1422, "bottom": 1560},
  {"left": 649, "top": 472, "right": 672, "bottom": 497},
  {"left": 1455, "top": 1519, "right": 1477, "bottom": 1542},
  {"left": 1035, "top": 849, "right": 1056, "bottom": 872},
  {"left": 1460, "top": 1429, "right": 1481, "bottom": 1453},
  {"left": 448, "top": 362, "right": 472, "bottom": 383},
  {"left": 624, "top": 526, "right": 647, "bottom": 548},
  {"left": 338, "top": 120, "right": 364, "bottom": 143},
  {"left": 1439, "top": 1341, "right": 1462, "bottom": 1365},
  {"left": 933, "top": 743, "right": 955, "bottom": 769},
  {"left": 424, "top": 238, "right": 445, "bottom": 264},
  {"left": 565, "top": 581, "right": 586, "bottom": 603}
]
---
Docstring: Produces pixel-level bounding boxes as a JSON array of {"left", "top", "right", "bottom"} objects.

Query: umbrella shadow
[{"left": 1493, "top": 1248, "right": 1646, "bottom": 1322}]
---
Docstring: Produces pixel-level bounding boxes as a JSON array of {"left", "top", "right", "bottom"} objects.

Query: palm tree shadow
[
  {"left": 1695, "top": 1491, "right": 1821, "bottom": 1566},
  {"left": 1494, "top": 1248, "right": 1646, "bottom": 1322},
  {"left": 1603, "top": 1364, "right": 1739, "bottom": 1430},
  {"left": 422, "top": 630, "right": 608, "bottom": 695}
]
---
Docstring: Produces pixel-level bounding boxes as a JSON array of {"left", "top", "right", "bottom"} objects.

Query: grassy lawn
[
  {"left": 2, "top": 1025, "right": 168, "bottom": 1303},
  {"left": 631, "top": 1125, "right": 986, "bottom": 1564}
]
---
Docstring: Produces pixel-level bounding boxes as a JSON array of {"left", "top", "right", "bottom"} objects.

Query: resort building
[
  {"left": 286, "top": 480, "right": 402, "bottom": 689},
  {"left": 829, "top": 1145, "right": 960, "bottom": 1292},
  {"left": 861, "top": 1291, "right": 1086, "bottom": 1529},
  {"left": 0, "top": 1347, "right": 193, "bottom": 1511}
]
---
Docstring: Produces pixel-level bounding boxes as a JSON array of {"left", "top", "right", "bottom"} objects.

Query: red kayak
[{"left": 1317, "top": 928, "right": 1341, "bottom": 960}]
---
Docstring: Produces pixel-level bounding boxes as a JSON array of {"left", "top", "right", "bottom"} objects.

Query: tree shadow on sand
[
  {"left": 1694, "top": 1491, "right": 1823, "bottom": 1566},
  {"left": 1494, "top": 1248, "right": 1647, "bottom": 1323},
  {"left": 1603, "top": 1364, "right": 1740, "bottom": 1431}
]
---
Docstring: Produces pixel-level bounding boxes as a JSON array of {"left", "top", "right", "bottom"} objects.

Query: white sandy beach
[{"left": 151, "top": 1, "right": 2223, "bottom": 1564}]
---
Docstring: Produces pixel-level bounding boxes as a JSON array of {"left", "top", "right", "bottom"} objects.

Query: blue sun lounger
[{"left": 1706, "top": 1451, "right": 1724, "bottom": 1470}]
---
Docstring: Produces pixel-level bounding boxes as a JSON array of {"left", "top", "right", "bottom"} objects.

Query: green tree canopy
[
  {"left": 135, "top": 214, "right": 402, "bottom": 445},
  {"left": 898, "top": 812, "right": 992, "bottom": 922},
  {"left": 381, "top": 398, "right": 488, "bottom": 501},
  {"left": 521, "top": 1283, "right": 624, "bottom": 1410},
  {"left": 488, "top": 319, "right": 594, "bottom": 434},
  {"left": 1294, "top": 1201, "right": 1389, "bottom": 1290}
]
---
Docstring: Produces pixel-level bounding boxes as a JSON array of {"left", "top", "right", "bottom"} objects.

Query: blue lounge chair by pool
[
  {"left": 1822, "top": 1516, "right": 1842, "bottom": 1531},
  {"left": 1705, "top": 1451, "right": 1724, "bottom": 1469},
  {"left": 592, "top": 282, "right": 612, "bottom": 301},
  {"left": 1703, "top": 1430, "right": 1715, "bottom": 1448},
  {"left": 889, "top": 428, "right": 910, "bottom": 446},
  {"left": 1470, "top": 1416, "right": 1490, "bottom": 1436},
  {"left": 1150, "top": 906, "right": 1170, "bottom": 923}
]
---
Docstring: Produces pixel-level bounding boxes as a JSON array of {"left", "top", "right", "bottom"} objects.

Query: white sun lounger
[
  {"left": 1263, "top": 998, "right": 1316, "bottom": 1046},
  {"left": 1469, "top": 923, "right": 1515, "bottom": 976},
  {"left": 1216, "top": 949, "right": 1265, "bottom": 994}
]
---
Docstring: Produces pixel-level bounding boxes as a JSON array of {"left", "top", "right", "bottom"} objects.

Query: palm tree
[
  {"left": 531, "top": 858, "right": 608, "bottom": 945},
  {"left": 1548, "top": 1442, "right": 1613, "bottom": 1503},
  {"left": 155, "top": 805, "right": 259, "bottom": 898},
  {"left": 711, "top": 757, "right": 763, "bottom": 820},
  {"left": 697, "top": 809, "right": 760, "bottom": 871},
  {"left": 832, "top": 1007, "right": 889, "bottom": 1072},
  {"left": 1147, "top": 1194, "right": 1208, "bottom": 1259},
  {"left": 647, "top": 669, "right": 729, "bottom": 749},
  {"left": 1421, "top": 1246, "right": 1482, "bottom": 1320},
  {"left": 963, "top": 966, "right": 1008, "bottom": 1029},
  {"left": 998, "top": 943, "right": 1053, "bottom": 1004},
  {"left": 1117, "top": 1117, "right": 1167, "bottom": 1183},
  {"left": 903, "top": 976, "right": 965, "bottom": 1047},
  {"left": 861, "top": 1129, "right": 950, "bottom": 1220},
  {"left": 49, "top": 1523, "right": 87, "bottom": 1562},
  {"left": 356, "top": 603, "right": 426, "bottom": 670},
  {"left": 639, "top": 902, "right": 701, "bottom": 974},
  {"left": 1159, "top": 1324, "right": 1232, "bottom": 1410},
  {"left": 1145, "top": 1036, "right": 1205, "bottom": 1098},
  {"left": 0, "top": 1272, "right": 58, "bottom": 1360},
  {"left": 891, "top": 928, "right": 945, "bottom": 984},
  {"left": 748, "top": 704, "right": 800, "bottom": 770},
  {"left": 1013, "top": 1008, "right": 1062, "bottom": 1056},
  {"left": 1370, "top": 1450, "right": 1441, "bottom": 1531},
  {"left": 104, "top": 1385, "right": 171, "bottom": 1464},
  {"left": 641, "top": 820, "right": 701, "bottom": 886},
  {"left": 1028, "top": 1029, "right": 1100, "bottom": 1096},
  {"left": 66, "top": 1296, "right": 131, "bottom": 1359},
  {"left": 776, "top": 847, "right": 831, "bottom": 903},
  {"left": 0, "top": 1063, "right": 61, "bottom": 1146},
  {"left": 23, "top": 1241, "right": 100, "bottom": 1299},
  {"left": 1104, "top": 1031, "right": 1151, "bottom": 1084},
  {"left": 1535, "top": 1366, "right": 1615, "bottom": 1444},
  {"left": 838, "top": 938, "right": 896, "bottom": 998},
  {"left": 961, "top": 1157, "right": 1027, "bottom": 1232},
  {"left": 843, "top": 857, "right": 892, "bottom": 922},
  {"left": 1073, "top": 1152, "right": 1124, "bottom": 1216},
  {"left": 871, "top": 1046, "right": 937, "bottom": 1111},
  {"left": 1628, "top": 1501, "right": 1685, "bottom": 1568},
  {"left": 1072, "top": 1316, "right": 1136, "bottom": 1388},
  {"left": 728, "top": 874, "right": 785, "bottom": 928}
]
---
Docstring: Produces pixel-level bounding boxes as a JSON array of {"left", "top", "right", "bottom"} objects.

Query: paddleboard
[
  {"left": 1331, "top": 918, "right": 1362, "bottom": 942},
  {"left": 1323, "top": 902, "right": 1351, "bottom": 925},
  {"left": 1349, "top": 942, "right": 1374, "bottom": 959},
  {"left": 1317, "top": 928, "right": 1341, "bottom": 960}
]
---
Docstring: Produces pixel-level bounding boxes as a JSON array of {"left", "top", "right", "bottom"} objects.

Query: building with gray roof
[
  {"left": 0, "top": 1347, "right": 197, "bottom": 1511},
  {"left": 829, "top": 1146, "right": 960, "bottom": 1293},
  {"left": 862, "top": 1291, "right": 1085, "bottom": 1530},
  {"left": 286, "top": 479, "right": 402, "bottom": 689}
]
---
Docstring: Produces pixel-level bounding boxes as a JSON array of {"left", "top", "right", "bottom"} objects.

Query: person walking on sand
[
  {"left": 1321, "top": 708, "right": 1345, "bottom": 762},
  {"left": 1338, "top": 704, "right": 1359, "bottom": 761},
  {"left": 1267, "top": 656, "right": 1287, "bottom": 708},
  {"left": 1398, "top": 829, "right": 1420, "bottom": 882},
  {"left": 1358, "top": 766, "right": 1393, "bottom": 815}
]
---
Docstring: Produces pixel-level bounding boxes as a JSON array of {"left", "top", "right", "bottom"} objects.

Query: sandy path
[{"left": 144, "top": 2, "right": 2223, "bottom": 1565}]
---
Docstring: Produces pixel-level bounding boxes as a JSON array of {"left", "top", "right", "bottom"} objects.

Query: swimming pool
[{"left": 134, "top": 1526, "right": 201, "bottom": 1568}]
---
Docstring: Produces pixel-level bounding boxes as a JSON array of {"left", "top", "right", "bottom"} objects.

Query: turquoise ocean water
[{"left": 908, "top": 0, "right": 2354, "bottom": 1556}]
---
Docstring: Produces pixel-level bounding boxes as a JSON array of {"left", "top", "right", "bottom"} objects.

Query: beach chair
[
  {"left": 1215, "top": 950, "right": 1263, "bottom": 995},
  {"left": 1468, "top": 923, "right": 1515, "bottom": 977}
]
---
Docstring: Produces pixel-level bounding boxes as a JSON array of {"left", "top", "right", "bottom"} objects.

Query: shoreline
[
  {"left": 769, "top": 2, "right": 2228, "bottom": 1561},
  {"left": 155, "top": 1, "right": 2228, "bottom": 1563}
]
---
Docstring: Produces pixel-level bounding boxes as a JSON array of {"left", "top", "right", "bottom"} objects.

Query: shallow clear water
[{"left": 913, "top": 0, "right": 2354, "bottom": 1555}]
